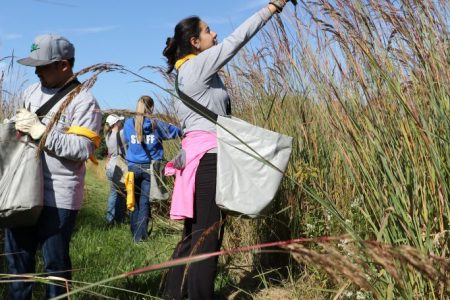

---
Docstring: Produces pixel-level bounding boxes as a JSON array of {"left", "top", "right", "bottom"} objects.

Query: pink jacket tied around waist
[{"left": 165, "top": 131, "right": 217, "bottom": 220}]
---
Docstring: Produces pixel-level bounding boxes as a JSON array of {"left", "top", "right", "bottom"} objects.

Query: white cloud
[
  {"left": 204, "top": 1, "right": 267, "bottom": 28},
  {"left": 205, "top": 16, "right": 235, "bottom": 26},
  {"left": 234, "top": 0, "right": 267, "bottom": 13},
  {"left": 151, "top": 17, "right": 234, "bottom": 31},
  {"left": 2, "top": 33, "right": 22, "bottom": 40},
  {"left": 34, "top": 0, "right": 78, "bottom": 8},
  {"left": 68, "top": 25, "right": 120, "bottom": 34}
]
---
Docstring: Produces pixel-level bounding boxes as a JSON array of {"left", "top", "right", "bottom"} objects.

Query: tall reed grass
[
  {"left": 0, "top": 56, "right": 28, "bottom": 121},
  {"left": 218, "top": 0, "right": 449, "bottom": 298}
]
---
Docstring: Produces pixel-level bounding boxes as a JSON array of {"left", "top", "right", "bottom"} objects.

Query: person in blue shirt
[{"left": 124, "top": 95, "right": 182, "bottom": 242}]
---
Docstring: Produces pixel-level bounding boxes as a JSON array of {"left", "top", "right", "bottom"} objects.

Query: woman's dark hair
[{"left": 162, "top": 16, "right": 201, "bottom": 74}]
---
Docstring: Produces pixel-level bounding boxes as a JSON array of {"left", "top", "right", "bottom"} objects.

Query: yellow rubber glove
[
  {"left": 125, "top": 172, "right": 135, "bottom": 212},
  {"left": 15, "top": 108, "right": 46, "bottom": 140},
  {"left": 66, "top": 126, "right": 101, "bottom": 164}
]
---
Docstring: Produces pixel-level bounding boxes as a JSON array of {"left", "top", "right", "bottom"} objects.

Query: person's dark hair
[
  {"left": 162, "top": 16, "right": 201, "bottom": 74},
  {"left": 67, "top": 57, "right": 75, "bottom": 68},
  {"left": 54, "top": 57, "right": 75, "bottom": 69}
]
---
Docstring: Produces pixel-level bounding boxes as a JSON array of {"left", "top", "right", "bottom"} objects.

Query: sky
[{"left": 0, "top": 0, "right": 269, "bottom": 111}]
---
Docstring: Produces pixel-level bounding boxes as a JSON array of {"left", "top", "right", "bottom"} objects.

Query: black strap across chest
[{"left": 34, "top": 79, "right": 81, "bottom": 120}]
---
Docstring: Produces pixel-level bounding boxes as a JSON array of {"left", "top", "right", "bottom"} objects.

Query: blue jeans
[
  {"left": 4, "top": 206, "right": 78, "bottom": 300},
  {"left": 128, "top": 163, "right": 151, "bottom": 242},
  {"left": 106, "top": 168, "right": 126, "bottom": 224}
]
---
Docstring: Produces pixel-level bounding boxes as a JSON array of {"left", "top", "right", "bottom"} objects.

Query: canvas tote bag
[
  {"left": 0, "top": 124, "right": 44, "bottom": 227},
  {"left": 112, "top": 130, "right": 128, "bottom": 186},
  {"left": 215, "top": 116, "right": 292, "bottom": 217},
  {"left": 0, "top": 79, "right": 80, "bottom": 228},
  {"left": 176, "top": 78, "right": 293, "bottom": 217},
  {"left": 149, "top": 160, "right": 169, "bottom": 201},
  {"left": 114, "top": 156, "right": 128, "bottom": 185}
]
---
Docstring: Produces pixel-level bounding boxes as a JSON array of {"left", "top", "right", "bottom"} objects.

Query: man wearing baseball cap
[{"left": 4, "top": 33, "right": 102, "bottom": 299}]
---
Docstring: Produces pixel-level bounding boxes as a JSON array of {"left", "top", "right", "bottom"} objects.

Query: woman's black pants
[{"left": 163, "top": 153, "right": 225, "bottom": 300}]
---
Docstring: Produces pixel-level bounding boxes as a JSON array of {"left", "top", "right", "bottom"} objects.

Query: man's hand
[
  {"left": 269, "top": 0, "right": 297, "bottom": 13},
  {"left": 15, "top": 108, "right": 46, "bottom": 140}
]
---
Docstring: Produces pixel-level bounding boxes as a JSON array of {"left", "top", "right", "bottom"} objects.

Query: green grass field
[
  {"left": 68, "top": 161, "right": 182, "bottom": 299},
  {"left": 0, "top": 161, "right": 303, "bottom": 299}
]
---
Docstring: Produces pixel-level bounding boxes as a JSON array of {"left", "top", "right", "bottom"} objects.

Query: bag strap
[
  {"left": 116, "top": 130, "right": 126, "bottom": 157},
  {"left": 175, "top": 75, "right": 219, "bottom": 123},
  {"left": 35, "top": 79, "right": 81, "bottom": 120}
]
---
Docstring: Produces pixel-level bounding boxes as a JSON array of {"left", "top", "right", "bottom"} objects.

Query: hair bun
[{"left": 166, "top": 37, "right": 175, "bottom": 46}]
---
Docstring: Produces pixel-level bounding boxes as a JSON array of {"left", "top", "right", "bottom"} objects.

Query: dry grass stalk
[
  {"left": 365, "top": 241, "right": 450, "bottom": 290},
  {"left": 285, "top": 242, "right": 375, "bottom": 294},
  {"left": 37, "top": 63, "right": 125, "bottom": 152},
  {"left": 179, "top": 219, "right": 226, "bottom": 294},
  {"left": 0, "top": 55, "right": 27, "bottom": 121},
  {"left": 363, "top": 239, "right": 402, "bottom": 284},
  {"left": 284, "top": 239, "right": 450, "bottom": 297}
]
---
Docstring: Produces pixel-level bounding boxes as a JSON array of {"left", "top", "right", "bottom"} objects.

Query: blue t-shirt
[{"left": 123, "top": 117, "right": 182, "bottom": 164}]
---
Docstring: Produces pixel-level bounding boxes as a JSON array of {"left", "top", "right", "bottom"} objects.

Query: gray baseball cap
[{"left": 17, "top": 33, "right": 75, "bottom": 67}]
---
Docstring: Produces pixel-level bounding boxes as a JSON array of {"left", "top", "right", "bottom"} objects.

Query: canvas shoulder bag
[
  {"left": 112, "top": 130, "right": 128, "bottom": 186},
  {"left": 175, "top": 76, "right": 293, "bottom": 218},
  {"left": 0, "top": 79, "right": 80, "bottom": 228},
  {"left": 137, "top": 119, "right": 170, "bottom": 201},
  {"left": 149, "top": 160, "right": 169, "bottom": 201}
]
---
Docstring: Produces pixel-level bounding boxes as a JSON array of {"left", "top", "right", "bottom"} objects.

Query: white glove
[
  {"left": 15, "top": 108, "right": 47, "bottom": 140},
  {"left": 269, "top": 0, "right": 296, "bottom": 12},
  {"left": 269, "top": 0, "right": 287, "bottom": 12}
]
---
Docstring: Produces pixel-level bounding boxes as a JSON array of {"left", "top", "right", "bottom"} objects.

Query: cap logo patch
[{"left": 30, "top": 43, "right": 40, "bottom": 52}]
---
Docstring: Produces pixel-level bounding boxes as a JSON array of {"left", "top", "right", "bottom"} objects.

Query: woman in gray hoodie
[
  {"left": 104, "top": 114, "right": 127, "bottom": 225},
  {"left": 162, "top": 1, "right": 294, "bottom": 299}
]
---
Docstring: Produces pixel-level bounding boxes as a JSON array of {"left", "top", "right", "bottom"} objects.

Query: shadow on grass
[
  {"left": 218, "top": 194, "right": 304, "bottom": 299},
  {"left": 75, "top": 206, "right": 108, "bottom": 231},
  {"left": 218, "top": 263, "right": 302, "bottom": 300},
  {"left": 71, "top": 273, "right": 164, "bottom": 299}
]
